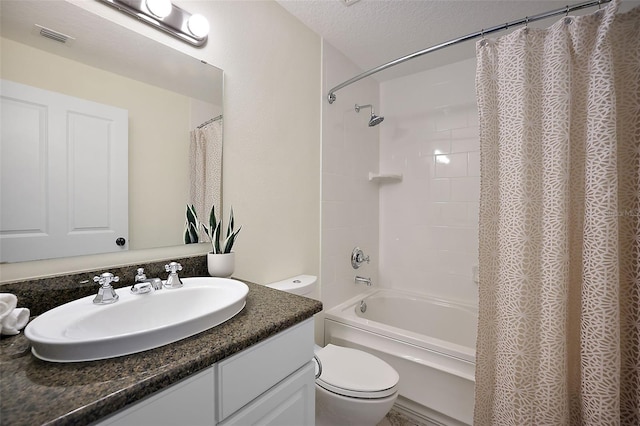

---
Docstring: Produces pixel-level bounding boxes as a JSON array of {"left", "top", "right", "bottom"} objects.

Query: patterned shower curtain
[
  {"left": 189, "top": 119, "right": 223, "bottom": 237},
  {"left": 474, "top": 0, "right": 639, "bottom": 424}
]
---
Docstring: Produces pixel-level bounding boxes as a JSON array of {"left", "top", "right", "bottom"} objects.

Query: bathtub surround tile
[
  {"left": 391, "top": 128, "right": 427, "bottom": 151},
  {"left": 434, "top": 152, "right": 468, "bottom": 178},
  {"left": 450, "top": 176, "right": 480, "bottom": 202},
  {"left": 322, "top": 172, "right": 351, "bottom": 201},
  {"left": 451, "top": 125, "right": 480, "bottom": 142},
  {"left": 322, "top": 140, "right": 348, "bottom": 175},
  {"left": 467, "top": 201, "right": 480, "bottom": 225},
  {"left": 430, "top": 178, "right": 451, "bottom": 202},
  {"left": 321, "top": 40, "right": 381, "bottom": 311},
  {"left": 429, "top": 226, "right": 477, "bottom": 253},
  {"left": 433, "top": 250, "right": 478, "bottom": 278},
  {"left": 467, "top": 105, "right": 480, "bottom": 127},
  {"left": 467, "top": 151, "right": 481, "bottom": 177},
  {"left": 322, "top": 51, "right": 383, "bottom": 309},
  {"left": 396, "top": 268, "right": 477, "bottom": 304},
  {"left": 323, "top": 254, "right": 379, "bottom": 309},
  {"left": 380, "top": 58, "right": 479, "bottom": 305},
  {"left": 323, "top": 46, "right": 479, "bottom": 426},
  {"left": 408, "top": 116, "right": 439, "bottom": 142},
  {"left": 434, "top": 106, "right": 469, "bottom": 132},
  {"left": 321, "top": 229, "right": 344, "bottom": 261},
  {"left": 450, "top": 136, "right": 479, "bottom": 154},
  {"left": 422, "top": 130, "right": 452, "bottom": 156},
  {"left": 430, "top": 202, "right": 469, "bottom": 227},
  {"left": 400, "top": 157, "right": 430, "bottom": 182},
  {"left": 322, "top": 200, "right": 342, "bottom": 230},
  {"left": 355, "top": 199, "right": 380, "bottom": 229}
]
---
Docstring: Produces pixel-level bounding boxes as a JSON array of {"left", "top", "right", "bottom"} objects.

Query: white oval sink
[{"left": 25, "top": 277, "right": 249, "bottom": 362}]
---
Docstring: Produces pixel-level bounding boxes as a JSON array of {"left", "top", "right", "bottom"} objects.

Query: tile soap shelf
[{"left": 368, "top": 172, "right": 403, "bottom": 183}]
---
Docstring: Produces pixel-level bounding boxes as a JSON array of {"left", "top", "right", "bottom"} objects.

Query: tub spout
[{"left": 355, "top": 276, "right": 372, "bottom": 286}]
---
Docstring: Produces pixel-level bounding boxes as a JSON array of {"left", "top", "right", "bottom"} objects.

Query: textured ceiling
[{"left": 277, "top": 0, "right": 640, "bottom": 81}]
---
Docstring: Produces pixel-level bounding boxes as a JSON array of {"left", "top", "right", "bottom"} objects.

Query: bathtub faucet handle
[{"left": 351, "top": 247, "right": 370, "bottom": 269}]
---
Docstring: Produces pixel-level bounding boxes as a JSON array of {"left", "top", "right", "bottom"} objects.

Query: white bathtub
[{"left": 324, "top": 289, "right": 477, "bottom": 425}]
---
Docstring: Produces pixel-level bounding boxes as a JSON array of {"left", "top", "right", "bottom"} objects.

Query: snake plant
[
  {"left": 184, "top": 204, "right": 241, "bottom": 254},
  {"left": 184, "top": 204, "right": 201, "bottom": 244}
]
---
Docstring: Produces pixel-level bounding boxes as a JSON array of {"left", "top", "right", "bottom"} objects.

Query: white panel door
[{"left": 0, "top": 79, "right": 128, "bottom": 262}]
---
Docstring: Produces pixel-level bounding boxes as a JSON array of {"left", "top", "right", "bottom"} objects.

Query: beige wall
[{"left": 0, "top": 1, "right": 321, "bottom": 285}]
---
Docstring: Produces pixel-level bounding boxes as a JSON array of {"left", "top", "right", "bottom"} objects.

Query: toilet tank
[{"left": 265, "top": 275, "right": 317, "bottom": 296}]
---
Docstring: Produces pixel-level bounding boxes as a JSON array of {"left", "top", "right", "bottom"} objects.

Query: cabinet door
[
  {"left": 95, "top": 367, "right": 216, "bottom": 426},
  {"left": 216, "top": 319, "right": 314, "bottom": 421},
  {"left": 0, "top": 79, "right": 128, "bottom": 262},
  {"left": 220, "top": 362, "right": 315, "bottom": 426}
]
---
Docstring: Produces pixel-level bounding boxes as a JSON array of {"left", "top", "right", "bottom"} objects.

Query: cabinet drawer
[{"left": 216, "top": 318, "right": 314, "bottom": 421}]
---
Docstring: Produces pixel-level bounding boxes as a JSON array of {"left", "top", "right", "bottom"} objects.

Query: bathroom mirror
[{"left": 0, "top": 1, "right": 223, "bottom": 263}]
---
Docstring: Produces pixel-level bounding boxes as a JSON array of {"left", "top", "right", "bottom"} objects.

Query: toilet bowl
[
  {"left": 265, "top": 276, "right": 399, "bottom": 426},
  {"left": 314, "top": 343, "right": 398, "bottom": 426}
]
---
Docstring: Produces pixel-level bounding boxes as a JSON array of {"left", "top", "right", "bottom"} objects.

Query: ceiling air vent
[{"left": 35, "top": 24, "right": 75, "bottom": 44}]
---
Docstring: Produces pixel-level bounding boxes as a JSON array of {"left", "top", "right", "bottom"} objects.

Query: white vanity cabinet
[{"left": 97, "top": 319, "right": 315, "bottom": 426}]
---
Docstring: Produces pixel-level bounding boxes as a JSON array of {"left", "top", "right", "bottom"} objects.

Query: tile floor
[{"left": 377, "top": 408, "right": 433, "bottom": 426}]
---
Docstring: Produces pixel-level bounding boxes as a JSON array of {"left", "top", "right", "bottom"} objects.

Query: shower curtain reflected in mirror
[
  {"left": 474, "top": 0, "right": 639, "bottom": 424},
  {"left": 189, "top": 119, "right": 223, "bottom": 240}
]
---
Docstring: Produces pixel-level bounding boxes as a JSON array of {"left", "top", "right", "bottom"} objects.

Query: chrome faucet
[
  {"left": 355, "top": 276, "right": 372, "bottom": 286},
  {"left": 131, "top": 268, "right": 163, "bottom": 294},
  {"left": 164, "top": 262, "right": 183, "bottom": 289},
  {"left": 93, "top": 272, "right": 120, "bottom": 304}
]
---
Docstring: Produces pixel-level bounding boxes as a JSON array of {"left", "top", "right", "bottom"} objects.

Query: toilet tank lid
[
  {"left": 316, "top": 344, "right": 399, "bottom": 395},
  {"left": 264, "top": 275, "right": 317, "bottom": 295}
]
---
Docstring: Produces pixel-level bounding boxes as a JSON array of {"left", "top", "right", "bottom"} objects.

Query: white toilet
[{"left": 266, "top": 275, "right": 399, "bottom": 426}]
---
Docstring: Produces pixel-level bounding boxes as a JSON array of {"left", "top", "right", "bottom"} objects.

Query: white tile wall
[
  {"left": 379, "top": 58, "right": 479, "bottom": 304},
  {"left": 322, "top": 41, "right": 380, "bottom": 311},
  {"left": 322, "top": 51, "right": 479, "bottom": 315}
]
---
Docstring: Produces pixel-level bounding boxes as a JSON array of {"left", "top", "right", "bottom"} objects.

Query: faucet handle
[
  {"left": 165, "top": 262, "right": 183, "bottom": 274},
  {"left": 93, "top": 272, "right": 119, "bottom": 288},
  {"left": 351, "top": 247, "right": 370, "bottom": 269},
  {"left": 93, "top": 272, "right": 119, "bottom": 304},
  {"left": 135, "top": 268, "right": 147, "bottom": 282},
  {"left": 164, "top": 262, "right": 183, "bottom": 289}
]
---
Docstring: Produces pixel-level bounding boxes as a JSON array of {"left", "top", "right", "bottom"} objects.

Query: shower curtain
[
  {"left": 474, "top": 0, "right": 639, "bottom": 424},
  {"left": 189, "top": 119, "right": 223, "bottom": 237}
]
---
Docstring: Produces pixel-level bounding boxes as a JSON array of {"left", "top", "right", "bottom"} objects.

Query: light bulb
[
  {"left": 187, "top": 13, "right": 209, "bottom": 38},
  {"left": 146, "top": 0, "right": 172, "bottom": 18}
]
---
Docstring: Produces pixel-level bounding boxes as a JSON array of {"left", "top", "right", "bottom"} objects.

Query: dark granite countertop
[{"left": 0, "top": 280, "right": 322, "bottom": 426}]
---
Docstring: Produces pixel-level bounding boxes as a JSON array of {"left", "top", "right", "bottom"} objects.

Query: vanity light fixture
[
  {"left": 145, "top": 0, "right": 172, "bottom": 18},
  {"left": 187, "top": 13, "right": 210, "bottom": 39},
  {"left": 97, "top": 0, "right": 209, "bottom": 47}
]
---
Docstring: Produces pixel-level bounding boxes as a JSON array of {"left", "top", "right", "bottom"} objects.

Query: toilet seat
[{"left": 315, "top": 344, "right": 399, "bottom": 399}]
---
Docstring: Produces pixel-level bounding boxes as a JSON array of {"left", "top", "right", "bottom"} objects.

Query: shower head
[
  {"left": 368, "top": 114, "right": 384, "bottom": 127},
  {"left": 355, "top": 103, "right": 384, "bottom": 127}
]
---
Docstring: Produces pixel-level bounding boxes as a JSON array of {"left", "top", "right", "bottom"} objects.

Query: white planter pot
[{"left": 207, "top": 252, "right": 235, "bottom": 278}]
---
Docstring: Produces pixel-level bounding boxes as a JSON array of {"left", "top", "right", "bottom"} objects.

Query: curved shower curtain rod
[{"left": 326, "top": 0, "right": 610, "bottom": 104}]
